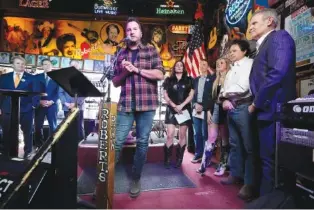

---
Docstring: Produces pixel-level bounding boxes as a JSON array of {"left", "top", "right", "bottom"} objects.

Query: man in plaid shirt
[{"left": 112, "top": 17, "right": 164, "bottom": 198}]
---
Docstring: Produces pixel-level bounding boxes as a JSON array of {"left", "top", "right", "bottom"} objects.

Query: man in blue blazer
[
  {"left": 34, "top": 59, "right": 60, "bottom": 148},
  {"left": 191, "top": 60, "right": 216, "bottom": 163},
  {"left": 248, "top": 8, "right": 296, "bottom": 196},
  {"left": 0, "top": 56, "right": 39, "bottom": 158}
]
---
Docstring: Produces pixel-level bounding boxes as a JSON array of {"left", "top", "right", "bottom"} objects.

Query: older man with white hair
[{"left": 248, "top": 8, "right": 296, "bottom": 196}]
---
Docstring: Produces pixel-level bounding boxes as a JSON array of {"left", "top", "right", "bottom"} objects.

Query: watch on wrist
[{"left": 138, "top": 68, "right": 142, "bottom": 74}]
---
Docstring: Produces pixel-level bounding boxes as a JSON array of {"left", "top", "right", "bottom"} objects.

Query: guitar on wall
[
  {"left": 208, "top": 6, "right": 221, "bottom": 50},
  {"left": 222, "top": 16, "right": 245, "bottom": 40},
  {"left": 67, "top": 23, "right": 99, "bottom": 44}
]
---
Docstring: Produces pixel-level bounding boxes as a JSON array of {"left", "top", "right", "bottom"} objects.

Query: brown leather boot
[
  {"left": 220, "top": 175, "right": 242, "bottom": 185},
  {"left": 238, "top": 185, "right": 254, "bottom": 201}
]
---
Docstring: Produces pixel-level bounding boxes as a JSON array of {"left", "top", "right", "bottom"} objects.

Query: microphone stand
[
  {"left": 94, "top": 45, "right": 124, "bottom": 209},
  {"left": 100, "top": 45, "right": 124, "bottom": 103}
]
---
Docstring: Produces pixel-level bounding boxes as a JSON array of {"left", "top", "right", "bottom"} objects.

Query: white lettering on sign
[
  {"left": 0, "top": 178, "right": 14, "bottom": 198},
  {"left": 98, "top": 108, "right": 109, "bottom": 183}
]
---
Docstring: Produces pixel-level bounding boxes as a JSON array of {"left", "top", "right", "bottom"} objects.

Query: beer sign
[
  {"left": 19, "top": 0, "right": 51, "bottom": 8},
  {"left": 156, "top": 0, "right": 185, "bottom": 15},
  {"left": 225, "top": 0, "right": 252, "bottom": 25}
]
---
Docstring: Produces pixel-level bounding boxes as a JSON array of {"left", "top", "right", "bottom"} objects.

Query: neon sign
[
  {"left": 156, "top": 0, "right": 185, "bottom": 15},
  {"left": 225, "top": 0, "right": 251, "bottom": 25},
  {"left": 168, "top": 24, "right": 192, "bottom": 34},
  {"left": 94, "top": 0, "right": 118, "bottom": 15},
  {"left": 19, "top": 0, "right": 51, "bottom": 8}
]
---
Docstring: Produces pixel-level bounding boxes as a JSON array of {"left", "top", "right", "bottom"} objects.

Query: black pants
[{"left": 2, "top": 111, "right": 34, "bottom": 155}]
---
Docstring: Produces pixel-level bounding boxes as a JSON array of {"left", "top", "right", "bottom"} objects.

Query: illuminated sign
[
  {"left": 156, "top": 0, "right": 185, "bottom": 15},
  {"left": 19, "top": 0, "right": 51, "bottom": 8},
  {"left": 94, "top": 0, "right": 118, "bottom": 15},
  {"left": 225, "top": 0, "right": 251, "bottom": 25},
  {"left": 168, "top": 24, "right": 192, "bottom": 34}
]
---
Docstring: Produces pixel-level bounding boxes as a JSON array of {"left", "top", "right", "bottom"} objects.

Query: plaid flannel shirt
[{"left": 114, "top": 43, "right": 164, "bottom": 112}]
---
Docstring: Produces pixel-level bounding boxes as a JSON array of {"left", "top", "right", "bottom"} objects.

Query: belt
[{"left": 231, "top": 97, "right": 253, "bottom": 107}]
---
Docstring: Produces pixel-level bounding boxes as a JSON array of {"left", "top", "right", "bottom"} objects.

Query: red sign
[
  {"left": 19, "top": 0, "right": 50, "bottom": 8},
  {"left": 168, "top": 24, "right": 192, "bottom": 34}
]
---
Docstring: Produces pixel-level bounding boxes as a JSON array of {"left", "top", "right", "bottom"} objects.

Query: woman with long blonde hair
[{"left": 197, "top": 57, "right": 231, "bottom": 176}]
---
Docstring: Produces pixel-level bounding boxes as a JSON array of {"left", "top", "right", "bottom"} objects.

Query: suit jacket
[
  {"left": 0, "top": 71, "right": 39, "bottom": 113},
  {"left": 36, "top": 73, "right": 60, "bottom": 105},
  {"left": 192, "top": 74, "right": 216, "bottom": 112},
  {"left": 59, "top": 87, "right": 85, "bottom": 111},
  {"left": 249, "top": 30, "right": 296, "bottom": 121}
]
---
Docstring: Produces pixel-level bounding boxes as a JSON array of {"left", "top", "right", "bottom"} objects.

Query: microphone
[{"left": 119, "top": 36, "right": 130, "bottom": 43}]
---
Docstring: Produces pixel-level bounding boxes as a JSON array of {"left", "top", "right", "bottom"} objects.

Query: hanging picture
[
  {"left": 60, "top": 57, "right": 71, "bottom": 68},
  {"left": 84, "top": 59, "right": 94, "bottom": 71},
  {"left": 0, "top": 52, "right": 11, "bottom": 64},
  {"left": 37, "top": 55, "right": 48, "bottom": 66},
  {"left": 50, "top": 56, "right": 61, "bottom": 68}
]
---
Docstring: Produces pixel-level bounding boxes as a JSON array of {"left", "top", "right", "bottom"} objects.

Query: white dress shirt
[
  {"left": 221, "top": 56, "right": 253, "bottom": 100},
  {"left": 256, "top": 30, "right": 275, "bottom": 51}
]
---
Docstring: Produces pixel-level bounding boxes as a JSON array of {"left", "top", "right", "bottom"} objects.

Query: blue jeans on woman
[{"left": 115, "top": 111, "right": 155, "bottom": 181}]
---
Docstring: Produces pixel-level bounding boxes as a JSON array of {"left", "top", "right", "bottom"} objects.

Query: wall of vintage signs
[{"left": 3, "top": 17, "right": 190, "bottom": 71}]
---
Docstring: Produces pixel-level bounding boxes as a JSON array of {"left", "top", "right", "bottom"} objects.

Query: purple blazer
[{"left": 249, "top": 30, "right": 296, "bottom": 121}]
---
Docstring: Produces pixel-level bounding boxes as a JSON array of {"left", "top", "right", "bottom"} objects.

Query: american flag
[{"left": 183, "top": 21, "right": 206, "bottom": 78}]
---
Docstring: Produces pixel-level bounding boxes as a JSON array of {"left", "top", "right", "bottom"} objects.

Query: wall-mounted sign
[
  {"left": 225, "top": 0, "right": 252, "bottom": 25},
  {"left": 94, "top": 0, "right": 118, "bottom": 15},
  {"left": 19, "top": 0, "right": 51, "bottom": 8},
  {"left": 156, "top": 0, "right": 185, "bottom": 15},
  {"left": 168, "top": 24, "right": 192, "bottom": 34}
]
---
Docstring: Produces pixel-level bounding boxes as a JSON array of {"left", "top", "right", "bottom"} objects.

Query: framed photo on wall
[
  {"left": 60, "top": 57, "right": 71, "bottom": 68},
  {"left": 11, "top": 52, "right": 24, "bottom": 58},
  {"left": 25, "top": 54, "right": 36, "bottom": 66},
  {"left": 299, "top": 77, "right": 314, "bottom": 97},
  {"left": 83, "top": 60, "right": 94, "bottom": 71},
  {"left": 93, "top": 60, "right": 105, "bottom": 72},
  {"left": 37, "top": 55, "right": 49, "bottom": 66},
  {"left": 50, "top": 56, "right": 61, "bottom": 68},
  {"left": 0, "top": 52, "right": 11, "bottom": 64}
]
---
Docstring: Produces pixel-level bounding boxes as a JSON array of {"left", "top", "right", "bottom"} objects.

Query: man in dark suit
[
  {"left": 191, "top": 59, "right": 216, "bottom": 163},
  {"left": 34, "top": 58, "right": 60, "bottom": 148},
  {"left": 0, "top": 56, "right": 39, "bottom": 158},
  {"left": 248, "top": 8, "right": 296, "bottom": 196}
]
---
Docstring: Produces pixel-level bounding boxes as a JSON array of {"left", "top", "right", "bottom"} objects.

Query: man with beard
[{"left": 112, "top": 17, "right": 164, "bottom": 198}]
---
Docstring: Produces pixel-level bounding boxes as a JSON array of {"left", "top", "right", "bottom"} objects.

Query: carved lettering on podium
[
  {"left": 98, "top": 108, "right": 109, "bottom": 182},
  {"left": 96, "top": 102, "right": 117, "bottom": 209}
]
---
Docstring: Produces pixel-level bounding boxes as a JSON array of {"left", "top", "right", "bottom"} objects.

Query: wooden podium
[{"left": 95, "top": 101, "right": 117, "bottom": 209}]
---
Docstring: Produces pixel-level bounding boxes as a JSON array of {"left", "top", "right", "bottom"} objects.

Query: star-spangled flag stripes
[{"left": 182, "top": 21, "right": 206, "bottom": 78}]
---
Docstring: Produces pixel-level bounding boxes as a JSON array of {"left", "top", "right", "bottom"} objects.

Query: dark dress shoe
[
  {"left": 238, "top": 185, "right": 255, "bottom": 201},
  {"left": 220, "top": 175, "right": 242, "bottom": 185}
]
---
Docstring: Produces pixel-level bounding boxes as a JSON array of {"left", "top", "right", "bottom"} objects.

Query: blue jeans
[
  {"left": 115, "top": 110, "right": 155, "bottom": 180},
  {"left": 227, "top": 103, "right": 254, "bottom": 185},
  {"left": 192, "top": 114, "right": 208, "bottom": 158}
]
